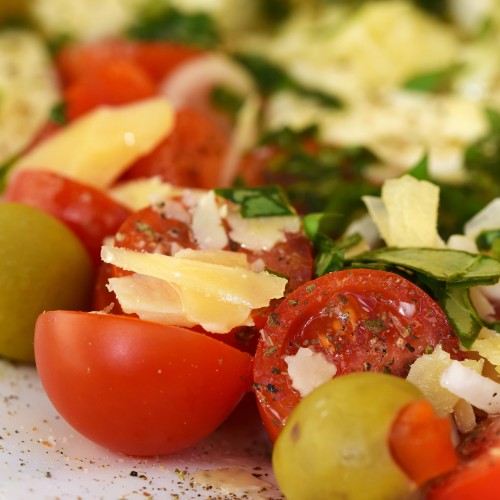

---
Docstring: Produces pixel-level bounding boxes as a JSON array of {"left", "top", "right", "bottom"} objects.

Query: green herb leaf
[
  {"left": 407, "top": 154, "right": 430, "bottom": 181},
  {"left": 476, "top": 229, "right": 500, "bottom": 252},
  {"left": 233, "top": 53, "right": 342, "bottom": 108},
  {"left": 403, "top": 64, "right": 462, "bottom": 93},
  {"left": 210, "top": 86, "right": 244, "bottom": 121},
  {"left": 49, "top": 101, "right": 68, "bottom": 126},
  {"left": 214, "top": 186, "right": 295, "bottom": 218},
  {"left": 435, "top": 285, "right": 484, "bottom": 348},
  {"left": 351, "top": 247, "right": 500, "bottom": 286},
  {"left": 127, "top": 6, "right": 220, "bottom": 48}
]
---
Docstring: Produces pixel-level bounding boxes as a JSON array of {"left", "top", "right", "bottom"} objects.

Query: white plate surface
[{"left": 0, "top": 360, "right": 283, "bottom": 499}]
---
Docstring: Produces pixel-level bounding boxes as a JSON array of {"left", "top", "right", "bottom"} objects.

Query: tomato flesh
[
  {"left": 34, "top": 311, "right": 253, "bottom": 456},
  {"left": 121, "top": 108, "right": 230, "bottom": 189},
  {"left": 253, "top": 269, "right": 462, "bottom": 441},
  {"left": 4, "top": 170, "right": 131, "bottom": 266}
]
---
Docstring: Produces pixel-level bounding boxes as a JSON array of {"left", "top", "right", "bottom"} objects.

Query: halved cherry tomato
[
  {"left": 64, "top": 61, "right": 156, "bottom": 121},
  {"left": 120, "top": 107, "right": 230, "bottom": 189},
  {"left": 34, "top": 310, "right": 253, "bottom": 456},
  {"left": 56, "top": 39, "right": 203, "bottom": 87},
  {"left": 426, "top": 416, "right": 500, "bottom": 500},
  {"left": 112, "top": 202, "right": 313, "bottom": 293},
  {"left": 253, "top": 268, "right": 462, "bottom": 441},
  {"left": 4, "top": 170, "right": 131, "bottom": 265}
]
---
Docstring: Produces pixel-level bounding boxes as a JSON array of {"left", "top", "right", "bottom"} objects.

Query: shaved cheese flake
[
  {"left": 227, "top": 208, "right": 301, "bottom": 251},
  {"left": 382, "top": 175, "right": 442, "bottom": 247},
  {"left": 363, "top": 175, "right": 443, "bottom": 247},
  {"left": 407, "top": 345, "right": 483, "bottom": 416},
  {"left": 361, "top": 195, "right": 391, "bottom": 244},
  {"left": 12, "top": 97, "right": 174, "bottom": 189},
  {"left": 175, "top": 248, "right": 249, "bottom": 268},
  {"left": 107, "top": 274, "right": 195, "bottom": 328},
  {"left": 108, "top": 177, "right": 180, "bottom": 211},
  {"left": 191, "top": 190, "right": 229, "bottom": 250},
  {"left": 440, "top": 361, "right": 500, "bottom": 414},
  {"left": 106, "top": 247, "right": 283, "bottom": 332},
  {"left": 471, "top": 328, "right": 500, "bottom": 374},
  {"left": 285, "top": 347, "right": 337, "bottom": 398},
  {"left": 101, "top": 246, "right": 286, "bottom": 308}
]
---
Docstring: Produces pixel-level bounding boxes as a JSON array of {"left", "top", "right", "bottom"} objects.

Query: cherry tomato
[
  {"left": 120, "top": 108, "right": 230, "bottom": 189},
  {"left": 426, "top": 416, "right": 500, "bottom": 500},
  {"left": 34, "top": 310, "right": 253, "bottom": 456},
  {"left": 112, "top": 201, "right": 313, "bottom": 293},
  {"left": 56, "top": 39, "right": 202, "bottom": 86},
  {"left": 4, "top": 170, "right": 131, "bottom": 265},
  {"left": 253, "top": 268, "right": 462, "bottom": 441},
  {"left": 64, "top": 61, "right": 156, "bottom": 121}
]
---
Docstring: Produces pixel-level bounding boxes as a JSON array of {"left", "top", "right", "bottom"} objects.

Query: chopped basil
[
  {"left": 303, "top": 212, "right": 363, "bottom": 277},
  {"left": 249, "top": 126, "right": 378, "bottom": 235},
  {"left": 232, "top": 53, "right": 342, "bottom": 108},
  {"left": 214, "top": 186, "right": 295, "bottom": 218},
  {"left": 347, "top": 247, "right": 500, "bottom": 346},
  {"left": 351, "top": 247, "right": 500, "bottom": 286},
  {"left": 476, "top": 229, "right": 500, "bottom": 253},
  {"left": 407, "top": 154, "right": 430, "bottom": 181},
  {"left": 403, "top": 64, "right": 462, "bottom": 93},
  {"left": 210, "top": 86, "right": 244, "bottom": 121},
  {"left": 49, "top": 101, "right": 68, "bottom": 126},
  {"left": 126, "top": 5, "right": 220, "bottom": 48},
  {"left": 434, "top": 285, "right": 484, "bottom": 349}
]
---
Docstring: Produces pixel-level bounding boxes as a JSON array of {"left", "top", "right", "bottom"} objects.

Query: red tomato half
[
  {"left": 56, "top": 39, "right": 202, "bottom": 86},
  {"left": 4, "top": 170, "right": 131, "bottom": 265},
  {"left": 253, "top": 268, "right": 462, "bottom": 441},
  {"left": 34, "top": 311, "right": 253, "bottom": 456},
  {"left": 121, "top": 107, "right": 229, "bottom": 189},
  {"left": 64, "top": 61, "right": 156, "bottom": 121}
]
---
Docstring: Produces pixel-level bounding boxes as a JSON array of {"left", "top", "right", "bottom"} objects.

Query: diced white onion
[{"left": 440, "top": 361, "right": 500, "bottom": 414}]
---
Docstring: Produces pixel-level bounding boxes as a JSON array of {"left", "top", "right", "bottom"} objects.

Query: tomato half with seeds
[
  {"left": 34, "top": 311, "right": 253, "bottom": 456},
  {"left": 4, "top": 170, "right": 131, "bottom": 266},
  {"left": 253, "top": 268, "right": 462, "bottom": 441}
]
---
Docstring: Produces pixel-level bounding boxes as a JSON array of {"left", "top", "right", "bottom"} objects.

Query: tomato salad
[{"left": 1, "top": 2, "right": 500, "bottom": 499}]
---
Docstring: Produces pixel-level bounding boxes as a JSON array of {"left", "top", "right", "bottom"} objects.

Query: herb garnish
[
  {"left": 127, "top": 5, "right": 220, "bottom": 48},
  {"left": 215, "top": 186, "right": 295, "bottom": 218},
  {"left": 232, "top": 53, "right": 342, "bottom": 108},
  {"left": 347, "top": 247, "right": 500, "bottom": 347}
]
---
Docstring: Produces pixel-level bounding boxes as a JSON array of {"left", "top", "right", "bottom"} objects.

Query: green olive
[
  {"left": 272, "top": 372, "right": 423, "bottom": 500},
  {"left": 0, "top": 203, "right": 93, "bottom": 362}
]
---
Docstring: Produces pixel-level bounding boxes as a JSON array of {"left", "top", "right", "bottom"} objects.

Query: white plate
[{"left": 0, "top": 360, "right": 283, "bottom": 499}]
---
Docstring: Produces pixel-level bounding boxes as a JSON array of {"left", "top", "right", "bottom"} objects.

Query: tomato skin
[
  {"left": 4, "top": 170, "right": 131, "bottom": 266},
  {"left": 56, "top": 39, "right": 203, "bottom": 86},
  {"left": 253, "top": 269, "right": 462, "bottom": 441},
  {"left": 64, "top": 61, "right": 156, "bottom": 121},
  {"left": 426, "top": 416, "right": 500, "bottom": 500},
  {"left": 34, "top": 311, "right": 253, "bottom": 456},
  {"left": 121, "top": 107, "right": 229, "bottom": 189}
]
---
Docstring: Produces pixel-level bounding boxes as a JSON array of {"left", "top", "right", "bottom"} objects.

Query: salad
[{"left": 1, "top": 0, "right": 500, "bottom": 498}]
